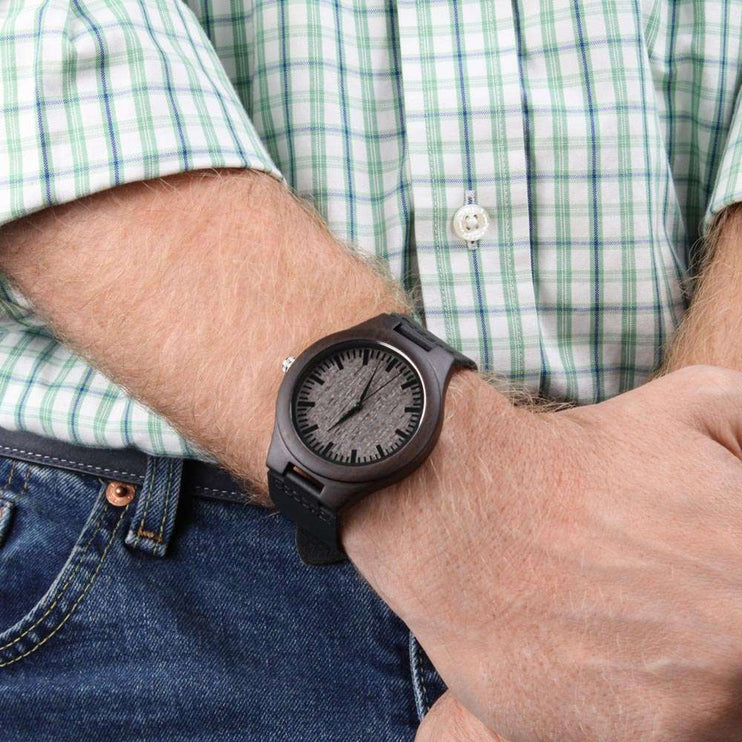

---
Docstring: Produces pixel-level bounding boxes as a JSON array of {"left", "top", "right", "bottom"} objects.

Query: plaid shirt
[{"left": 0, "top": 0, "right": 741, "bottom": 457}]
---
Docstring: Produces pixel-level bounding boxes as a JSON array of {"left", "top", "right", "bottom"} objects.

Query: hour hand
[
  {"left": 327, "top": 402, "right": 361, "bottom": 431},
  {"left": 328, "top": 360, "right": 381, "bottom": 431}
]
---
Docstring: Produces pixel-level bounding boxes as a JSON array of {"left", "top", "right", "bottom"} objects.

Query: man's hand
[
  {"left": 345, "top": 365, "right": 742, "bottom": 741},
  {"left": 418, "top": 203, "right": 742, "bottom": 741}
]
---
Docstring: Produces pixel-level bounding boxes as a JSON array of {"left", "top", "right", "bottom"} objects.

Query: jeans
[{"left": 0, "top": 437, "right": 445, "bottom": 741}]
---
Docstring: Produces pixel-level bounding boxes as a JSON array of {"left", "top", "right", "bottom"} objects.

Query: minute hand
[
  {"left": 359, "top": 371, "right": 403, "bottom": 405},
  {"left": 358, "top": 360, "right": 381, "bottom": 404}
]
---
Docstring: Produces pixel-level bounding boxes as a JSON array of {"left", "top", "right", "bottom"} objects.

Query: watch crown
[{"left": 281, "top": 356, "right": 296, "bottom": 374}]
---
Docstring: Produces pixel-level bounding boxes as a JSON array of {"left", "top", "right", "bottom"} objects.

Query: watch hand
[
  {"left": 359, "top": 371, "right": 403, "bottom": 405},
  {"left": 358, "top": 360, "right": 382, "bottom": 405},
  {"left": 327, "top": 402, "right": 362, "bottom": 431},
  {"left": 327, "top": 360, "right": 381, "bottom": 432},
  {"left": 328, "top": 363, "right": 398, "bottom": 432}
]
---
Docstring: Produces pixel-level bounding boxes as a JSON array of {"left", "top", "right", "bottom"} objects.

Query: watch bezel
[{"left": 273, "top": 322, "right": 446, "bottom": 487}]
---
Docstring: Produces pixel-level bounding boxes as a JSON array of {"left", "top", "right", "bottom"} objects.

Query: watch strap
[
  {"left": 388, "top": 313, "right": 477, "bottom": 371},
  {"left": 296, "top": 527, "right": 345, "bottom": 565},
  {"left": 267, "top": 469, "right": 346, "bottom": 564}
]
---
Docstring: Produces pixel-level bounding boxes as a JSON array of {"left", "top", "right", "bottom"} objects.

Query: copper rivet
[{"left": 105, "top": 480, "right": 135, "bottom": 506}]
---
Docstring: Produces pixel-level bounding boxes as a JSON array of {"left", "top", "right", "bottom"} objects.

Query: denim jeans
[{"left": 0, "top": 437, "right": 445, "bottom": 741}]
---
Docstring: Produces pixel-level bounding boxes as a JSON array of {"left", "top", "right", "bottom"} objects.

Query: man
[{"left": 0, "top": 0, "right": 740, "bottom": 739}]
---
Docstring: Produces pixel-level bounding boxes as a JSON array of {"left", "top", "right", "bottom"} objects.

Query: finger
[{"left": 415, "top": 691, "right": 507, "bottom": 742}]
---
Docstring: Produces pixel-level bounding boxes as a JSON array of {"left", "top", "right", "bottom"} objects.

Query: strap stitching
[
  {"left": 0, "top": 445, "right": 244, "bottom": 499},
  {"left": 192, "top": 484, "right": 241, "bottom": 497},
  {"left": 0, "top": 444, "right": 144, "bottom": 481},
  {"left": 273, "top": 474, "right": 332, "bottom": 523}
]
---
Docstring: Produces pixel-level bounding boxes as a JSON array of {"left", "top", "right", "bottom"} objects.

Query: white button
[{"left": 452, "top": 203, "right": 490, "bottom": 243}]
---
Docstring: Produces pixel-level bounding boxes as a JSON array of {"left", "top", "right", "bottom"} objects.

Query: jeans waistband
[{"left": 0, "top": 426, "right": 251, "bottom": 558}]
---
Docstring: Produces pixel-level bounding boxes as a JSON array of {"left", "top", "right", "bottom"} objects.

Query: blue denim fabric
[{"left": 0, "top": 454, "right": 445, "bottom": 740}]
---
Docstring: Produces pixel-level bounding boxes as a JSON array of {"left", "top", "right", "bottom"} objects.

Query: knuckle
[{"left": 670, "top": 364, "right": 741, "bottom": 396}]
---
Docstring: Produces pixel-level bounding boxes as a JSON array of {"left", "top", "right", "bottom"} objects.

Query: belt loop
[{"left": 125, "top": 456, "right": 183, "bottom": 557}]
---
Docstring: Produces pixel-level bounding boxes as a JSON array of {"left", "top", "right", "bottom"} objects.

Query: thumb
[{"left": 415, "top": 691, "right": 507, "bottom": 742}]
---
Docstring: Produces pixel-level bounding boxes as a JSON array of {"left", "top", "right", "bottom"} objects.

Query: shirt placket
[{"left": 395, "top": 0, "right": 541, "bottom": 382}]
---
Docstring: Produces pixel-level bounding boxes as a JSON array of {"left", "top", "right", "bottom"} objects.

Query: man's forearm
[
  {"left": 662, "top": 204, "right": 742, "bottom": 372},
  {"left": 0, "top": 166, "right": 531, "bottom": 718},
  {"left": 0, "top": 169, "right": 500, "bottom": 502},
  {"left": 0, "top": 168, "right": 522, "bottom": 543}
]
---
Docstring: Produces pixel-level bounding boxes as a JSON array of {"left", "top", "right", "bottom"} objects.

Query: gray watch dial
[{"left": 292, "top": 343, "right": 424, "bottom": 465}]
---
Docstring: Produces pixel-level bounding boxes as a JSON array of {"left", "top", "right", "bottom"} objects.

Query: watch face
[{"left": 292, "top": 342, "right": 425, "bottom": 466}]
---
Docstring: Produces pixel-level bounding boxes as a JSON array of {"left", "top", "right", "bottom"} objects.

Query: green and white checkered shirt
[{"left": 1, "top": 0, "right": 741, "bottom": 458}]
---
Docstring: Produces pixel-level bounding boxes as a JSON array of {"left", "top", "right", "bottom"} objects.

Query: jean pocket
[{"left": 0, "top": 458, "right": 129, "bottom": 668}]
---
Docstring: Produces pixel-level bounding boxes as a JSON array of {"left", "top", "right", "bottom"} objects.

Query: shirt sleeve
[
  {"left": 0, "top": 0, "right": 282, "bottom": 228},
  {"left": 702, "top": 86, "right": 742, "bottom": 236}
]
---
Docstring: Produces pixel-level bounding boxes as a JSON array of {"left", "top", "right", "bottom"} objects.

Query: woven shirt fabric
[{"left": 0, "top": 0, "right": 741, "bottom": 457}]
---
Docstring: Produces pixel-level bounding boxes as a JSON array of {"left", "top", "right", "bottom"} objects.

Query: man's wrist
[{"left": 341, "top": 369, "right": 532, "bottom": 624}]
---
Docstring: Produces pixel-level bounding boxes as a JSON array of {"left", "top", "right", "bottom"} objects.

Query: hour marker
[
  {"left": 303, "top": 424, "right": 318, "bottom": 434},
  {"left": 308, "top": 374, "right": 324, "bottom": 385},
  {"left": 334, "top": 357, "right": 344, "bottom": 370},
  {"left": 386, "top": 358, "right": 398, "bottom": 372},
  {"left": 401, "top": 379, "right": 416, "bottom": 390},
  {"left": 376, "top": 444, "right": 385, "bottom": 457},
  {"left": 362, "top": 349, "right": 369, "bottom": 365},
  {"left": 395, "top": 428, "right": 409, "bottom": 439},
  {"left": 404, "top": 406, "right": 421, "bottom": 413},
  {"left": 297, "top": 400, "right": 315, "bottom": 408},
  {"left": 350, "top": 449, "right": 357, "bottom": 463},
  {"left": 322, "top": 441, "right": 334, "bottom": 455}
]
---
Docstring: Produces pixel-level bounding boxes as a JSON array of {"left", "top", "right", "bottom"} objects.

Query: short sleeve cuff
[
  {"left": 702, "top": 88, "right": 742, "bottom": 237},
  {"left": 0, "top": 0, "right": 282, "bottom": 229}
]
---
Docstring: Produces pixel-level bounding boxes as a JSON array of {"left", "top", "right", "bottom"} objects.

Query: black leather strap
[
  {"left": 389, "top": 313, "right": 478, "bottom": 371},
  {"left": 267, "top": 469, "right": 345, "bottom": 564},
  {"left": 296, "top": 527, "right": 345, "bottom": 565}
]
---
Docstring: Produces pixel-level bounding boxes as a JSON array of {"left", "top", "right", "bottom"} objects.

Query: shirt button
[{"left": 452, "top": 203, "right": 490, "bottom": 243}]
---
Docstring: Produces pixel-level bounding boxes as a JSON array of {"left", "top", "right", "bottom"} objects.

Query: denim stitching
[
  {"left": 0, "top": 461, "right": 16, "bottom": 501},
  {"left": 156, "top": 459, "right": 177, "bottom": 541},
  {"left": 16, "top": 464, "right": 30, "bottom": 503},
  {"left": 133, "top": 459, "right": 158, "bottom": 545},
  {"left": 409, "top": 634, "right": 431, "bottom": 719},
  {"left": 418, "top": 649, "right": 429, "bottom": 712},
  {"left": 133, "top": 460, "right": 178, "bottom": 545},
  {"left": 0, "top": 504, "right": 127, "bottom": 667},
  {"left": 0, "top": 444, "right": 143, "bottom": 481},
  {"left": 0, "top": 501, "right": 9, "bottom": 548},
  {"left": 0, "top": 463, "right": 21, "bottom": 552},
  {"left": 0, "top": 485, "right": 110, "bottom": 652}
]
